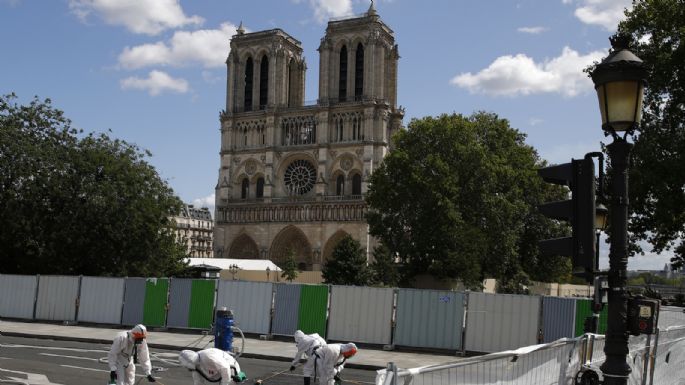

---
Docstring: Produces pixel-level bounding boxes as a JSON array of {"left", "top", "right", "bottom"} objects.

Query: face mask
[{"left": 134, "top": 338, "right": 144, "bottom": 345}]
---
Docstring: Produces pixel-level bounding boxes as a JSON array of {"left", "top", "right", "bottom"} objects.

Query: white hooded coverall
[
  {"left": 108, "top": 330, "right": 152, "bottom": 385},
  {"left": 292, "top": 330, "right": 326, "bottom": 377},
  {"left": 180, "top": 348, "right": 242, "bottom": 385},
  {"left": 314, "top": 343, "right": 354, "bottom": 385}
]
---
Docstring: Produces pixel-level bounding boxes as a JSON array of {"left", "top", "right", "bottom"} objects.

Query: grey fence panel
[
  {"left": 216, "top": 280, "right": 274, "bottom": 335},
  {"left": 0, "top": 274, "right": 37, "bottom": 319},
  {"left": 465, "top": 292, "right": 541, "bottom": 353},
  {"left": 658, "top": 306, "right": 685, "bottom": 328},
  {"left": 271, "top": 283, "right": 301, "bottom": 336},
  {"left": 327, "top": 285, "right": 394, "bottom": 344},
  {"left": 166, "top": 278, "right": 193, "bottom": 328},
  {"left": 394, "top": 289, "right": 464, "bottom": 350},
  {"left": 34, "top": 275, "right": 80, "bottom": 321},
  {"left": 542, "top": 296, "right": 577, "bottom": 343},
  {"left": 77, "top": 276, "right": 125, "bottom": 324},
  {"left": 121, "top": 278, "right": 146, "bottom": 326}
]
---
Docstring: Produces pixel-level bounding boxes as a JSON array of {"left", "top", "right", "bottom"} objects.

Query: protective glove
[
  {"left": 147, "top": 374, "right": 156, "bottom": 382},
  {"left": 110, "top": 371, "right": 117, "bottom": 381},
  {"left": 290, "top": 365, "right": 296, "bottom": 372},
  {"left": 334, "top": 375, "right": 341, "bottom": 382}
]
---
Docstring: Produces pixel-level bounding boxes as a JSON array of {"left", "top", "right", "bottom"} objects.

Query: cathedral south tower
[{"left": 214, "top": 4, "right": 403, "bottom": 270}]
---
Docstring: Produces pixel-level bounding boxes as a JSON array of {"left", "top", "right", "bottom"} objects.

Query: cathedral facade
[{"left": 214, "top": 5, "right": 403, "bottom": 270}]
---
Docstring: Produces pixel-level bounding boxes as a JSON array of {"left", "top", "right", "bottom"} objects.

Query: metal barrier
[{"left": 376, "top": 326, "right": 685, "bottom": 385}]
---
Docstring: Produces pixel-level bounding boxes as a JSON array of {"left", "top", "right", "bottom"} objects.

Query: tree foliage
[
  {"left": 280, "top": 249, "right": 298, "bottom": 282},
  {"left": 370, "top": 244, "right": 400, "bottom": 287},
  {"left": 0, "top": 94, "right": 187, "bottom": 277},
  {"left": 366, "top": 112, "right": 569, "bottom": 289},
  {"left": 615, "top": 0, "right": 685, "bottom": 269},
  {"left": 322, "top": 235, "right": 373, "bottom": 286}
]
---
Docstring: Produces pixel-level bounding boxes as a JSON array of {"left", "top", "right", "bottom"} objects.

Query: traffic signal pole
[{"left": 599, "top": 138, "right": 632, "bottom": 384}]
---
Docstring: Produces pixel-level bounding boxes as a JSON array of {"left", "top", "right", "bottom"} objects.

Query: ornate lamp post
[
  {"left": 591, "top": 34, "right": 647, "bottom": 385},
  {"left": 266, "top": 266, "right": 271, "bottom": 282},
  {"left": 228, "top": 263, "right": 240, "bottom": 280}
]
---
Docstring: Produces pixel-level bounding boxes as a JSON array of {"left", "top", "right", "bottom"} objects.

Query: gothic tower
[{"left": 215, "top": 4, "right": 403, "bottom": 270}]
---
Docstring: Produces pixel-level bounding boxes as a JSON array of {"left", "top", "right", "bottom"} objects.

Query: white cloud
[
  {"left": 118, "top": 23, "right": 238, "bottom": 69},
  {"left": 451, "top": 46, "right": 606, "bottom": 97},
  {"left": 192, "top": 193, "right": 215, "bottom": 214},
  {"left": 565, "top": 0, "right": 633, "bottom": 31},
  {"left": 69, "top": 0, "right": 204, "bottom": 35},
  {"left": 517, "top": 26, "right": 547, "bottom": 34},
  {"left": 120, "top": 70, "right": 189, "bottom": 96},
  {"left": 309, "top": 0, "right": 353, "bottom": 23}
]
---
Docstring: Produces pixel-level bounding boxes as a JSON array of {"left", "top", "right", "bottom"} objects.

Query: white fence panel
[
  {"left": 77, "top": 276, "right": 125, "bottom": 324},
  {"left": 0, "top": 274, "right": 37, "bottom": 319},
  {"left": 658, "top": 306, "right": 685, "bottom": 328},
  {"left": 35, "top": 275, "right": 80, "bottom": 321},
  {"left": 328, "top": 285, "right": 393, "bottom": 344},
  {"left": 216, "top": 280, "right": 273, "bottom": 335},
  {"left": 465, "top": 292, "right": 541, "bottom": 353},
  {"left": 394, "top": 289, "right": 464, "bottom": 350}
]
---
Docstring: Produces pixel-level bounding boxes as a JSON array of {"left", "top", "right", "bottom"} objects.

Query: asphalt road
[{"left": 0, "top": 336, "right": 377, "bottom": 385}]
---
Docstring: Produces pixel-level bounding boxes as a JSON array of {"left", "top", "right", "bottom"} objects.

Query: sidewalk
[{"left": 0, "top": 320, "right": 461, "bottom": 370}]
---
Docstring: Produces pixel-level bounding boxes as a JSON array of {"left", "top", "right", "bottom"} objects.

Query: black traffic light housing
[{"left": 538, "top": 154, "right": 598, "bottom": 280}]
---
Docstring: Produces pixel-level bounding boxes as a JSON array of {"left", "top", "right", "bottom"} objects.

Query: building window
[
  {"left": 355, "top": 43, "right": 364, "bottom": 98},
  {"left": 339, "top": 45, "right": 347, "bottom": 101},
  {"left": 284, "top": 159, "right": 316, "bottom": 195},
  {"left": 259, "top": 55, "right": 269, "bottom": 109},
  {"left": 352, "top": 173, "right": 362, "bottom": 195},
  {"left": 256, "top": 177, "right": 264, "bottom": 198},
  {"left": 241, "top": 178, "right": 249, "bottom": 199},
  {"left": 336, "top": 175, "right": 345, "bottom": 196},
  {"left": 244, "top": 58, "right": 253, "bottom": 111}
]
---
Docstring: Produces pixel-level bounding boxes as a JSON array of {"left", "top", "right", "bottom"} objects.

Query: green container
[
  {"left": 143, "top": 278, "right": 168, "bottom": 327},
  {"left": 297, "top": 284, "right": 328, "bottom": 336},
  {"left": 575, "top": 299, "right": 609, "bottom": 335},
  {"left": 188, "top": 279, "right": 216, "bottom": 329}
]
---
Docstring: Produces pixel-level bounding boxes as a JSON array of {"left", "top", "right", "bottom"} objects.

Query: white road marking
[
  {"left": 0, "top": 367, "right": 64, "bottom": 385},
  {"left": 39, "top": 353, "right": 98, "bottom": 361},
  {"left": 0, "top": 344, "right": 107, "bottom": 353},
  {"left": 59, "top": 365, "right": 151, "bottom": 379}
]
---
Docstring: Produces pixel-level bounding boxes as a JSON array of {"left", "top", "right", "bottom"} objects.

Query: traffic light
[{"left": 537, "top": 155, "right": 597, "bottom": 278}]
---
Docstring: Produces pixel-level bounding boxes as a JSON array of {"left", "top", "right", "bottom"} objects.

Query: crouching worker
[
  {"left": 108, "top": 324, "right": 156, "bottom": 384},
  {"left": 179, "top": 348, "right": 247, "bottom": 385},
  {"left": 314, "top": 343, "right": 357, "bottom": 385},
  {"left": 290, "top": 330, "right": 327, "bottom": 385}
]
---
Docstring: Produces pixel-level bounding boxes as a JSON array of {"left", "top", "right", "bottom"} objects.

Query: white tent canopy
[{"left": 186, "top": 258, "right": 281, "bottom": 271}]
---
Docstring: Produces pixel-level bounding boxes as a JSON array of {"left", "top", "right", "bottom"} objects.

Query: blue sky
[{"left": 0, "top": 0, "right": 671, "bottom": 270}]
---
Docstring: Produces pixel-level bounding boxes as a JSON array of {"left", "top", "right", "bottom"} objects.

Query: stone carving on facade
[
  {"left": 233, "top": 157, "right": 241, "bottom": 164},
  {"left": 340, "top": 155, "right": 353, "bottom": 171},
  {"left": 355, "top": 149, "right": 364, "bottom": 158},
  {"left": 329, "top": 150, "right": 337, "bottom": 158},
  {"left": 245, "top": 159, "right": 257, "bottom": 176},
  {"left": 260, "top": 155, "right": 266, "bottom": 162}
]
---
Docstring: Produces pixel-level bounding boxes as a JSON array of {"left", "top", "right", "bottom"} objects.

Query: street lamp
[
  {"left": 266, "top": 266, "right": 271, "bottom": 282},
  {"left": 228, "top": 263, "right": 240, "bottom": 280},
  {"left": 591, "top": 34, "right": 648, "bottom": 385}
]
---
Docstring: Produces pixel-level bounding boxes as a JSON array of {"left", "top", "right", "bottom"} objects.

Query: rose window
[{"left": 284, "top": 160, "right": 316, "bottom": 195}]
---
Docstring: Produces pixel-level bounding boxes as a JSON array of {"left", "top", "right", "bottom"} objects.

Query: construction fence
[{"left": 375, "top": 325, "right": 685, "bottom": 385}]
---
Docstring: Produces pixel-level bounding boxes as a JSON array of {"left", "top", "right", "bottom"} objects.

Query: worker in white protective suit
[
  {"left": 313, "top": 343, "right": 357, "bottom": 385},
  {"left": 108, "top": 324, "right": 156, "bottom": 384},
  {"left": 290, "top": 330, "right": 327, "bottom": 385},
  {"left": 178, "top": 348, "right": 246, "bottom": 385}
]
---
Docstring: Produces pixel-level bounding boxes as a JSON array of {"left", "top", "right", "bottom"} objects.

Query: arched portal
[
  {"left": 270, "top": 226, "right": 312, "bottom": 269},
  {"left": 322, "top": 230, "right": 351, "bottom": 262},
  {"left": 229, "top": 233, "right": 259, "bottom": 259}
]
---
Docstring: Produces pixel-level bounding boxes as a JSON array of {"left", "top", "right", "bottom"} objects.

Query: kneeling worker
[
  {"left": 179, "top": 348, "right": 246, "bottom": 385},
  {"left": 314, "top": 343, "right": 357, "bottom": 385},
  {"left": 290, "top": 330, "right": 327, "bottom": 385}
]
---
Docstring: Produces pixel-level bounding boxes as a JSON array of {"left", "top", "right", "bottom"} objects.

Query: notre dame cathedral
[{"left": 213, "top": 3, "right": 403, "bottom": 270}]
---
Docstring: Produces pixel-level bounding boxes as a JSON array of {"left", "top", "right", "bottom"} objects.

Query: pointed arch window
[
  {"left": 256, "top": 177, "right": 265, "bottom": 198},
  {"left": 336, "top": 175, "right": 345, "bottom": 196},
  {"left": 259, "top": 55, "right": 269, "bottom": 109},
  {"left": 241, "top": 178, "right": 250, "bottom": 199},
  {"left": 339, "top": 45, "right": 348, "bottom": 101},
  {"left": 355, "top": 43, "right": 364, "bottom": 98},
  {"left": 352, "top": 173, "right": 362, "bottom": 195},
  {"left": 244, "top": 58, "right": 253, "bottom": 111}
]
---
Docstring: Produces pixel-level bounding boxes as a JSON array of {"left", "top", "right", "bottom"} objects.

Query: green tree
[
  {"left": 0, "top": 94, "right": 187, "bottom": 277},
  {"left": 322, "top": 235, "right": 373, "bottom": 286},
  {"left": 366, "top": 112, "right": 569, "bottom": 289},
  {"left": 615, "top": 1, "right": 685, "bottom": 268},
  {"left": 280, "top": 249, "right": 298, "bottom": 282},
  {"left": 370, "top": 244, "right": 400, "bottom": 287}
]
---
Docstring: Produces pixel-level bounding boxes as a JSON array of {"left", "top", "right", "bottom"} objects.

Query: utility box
[
  {"left": 215, "top": 307, "right": 234, "bottom": 352},
  {"left": 627, "top": 298, "right": 659, "bottom": 335}
]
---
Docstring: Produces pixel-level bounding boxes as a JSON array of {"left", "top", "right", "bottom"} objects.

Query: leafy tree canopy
[
  {"left": 614, "top": 0, "right": 685, "bottom": 269},
  {"left": 370, "top": 244, "right": 400, "bottom": 287},
  {"left": 366, "top": 112, "right": 569, "bottom": 289},
  {"left": 280, "top": 249, "right": 299, "bottom": 282},
  {"left": 0, "top": 93, "right": 187, "bottom": 277},
  {"left": 322, "top": 235, "right": 373, "bottom": 286}
]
